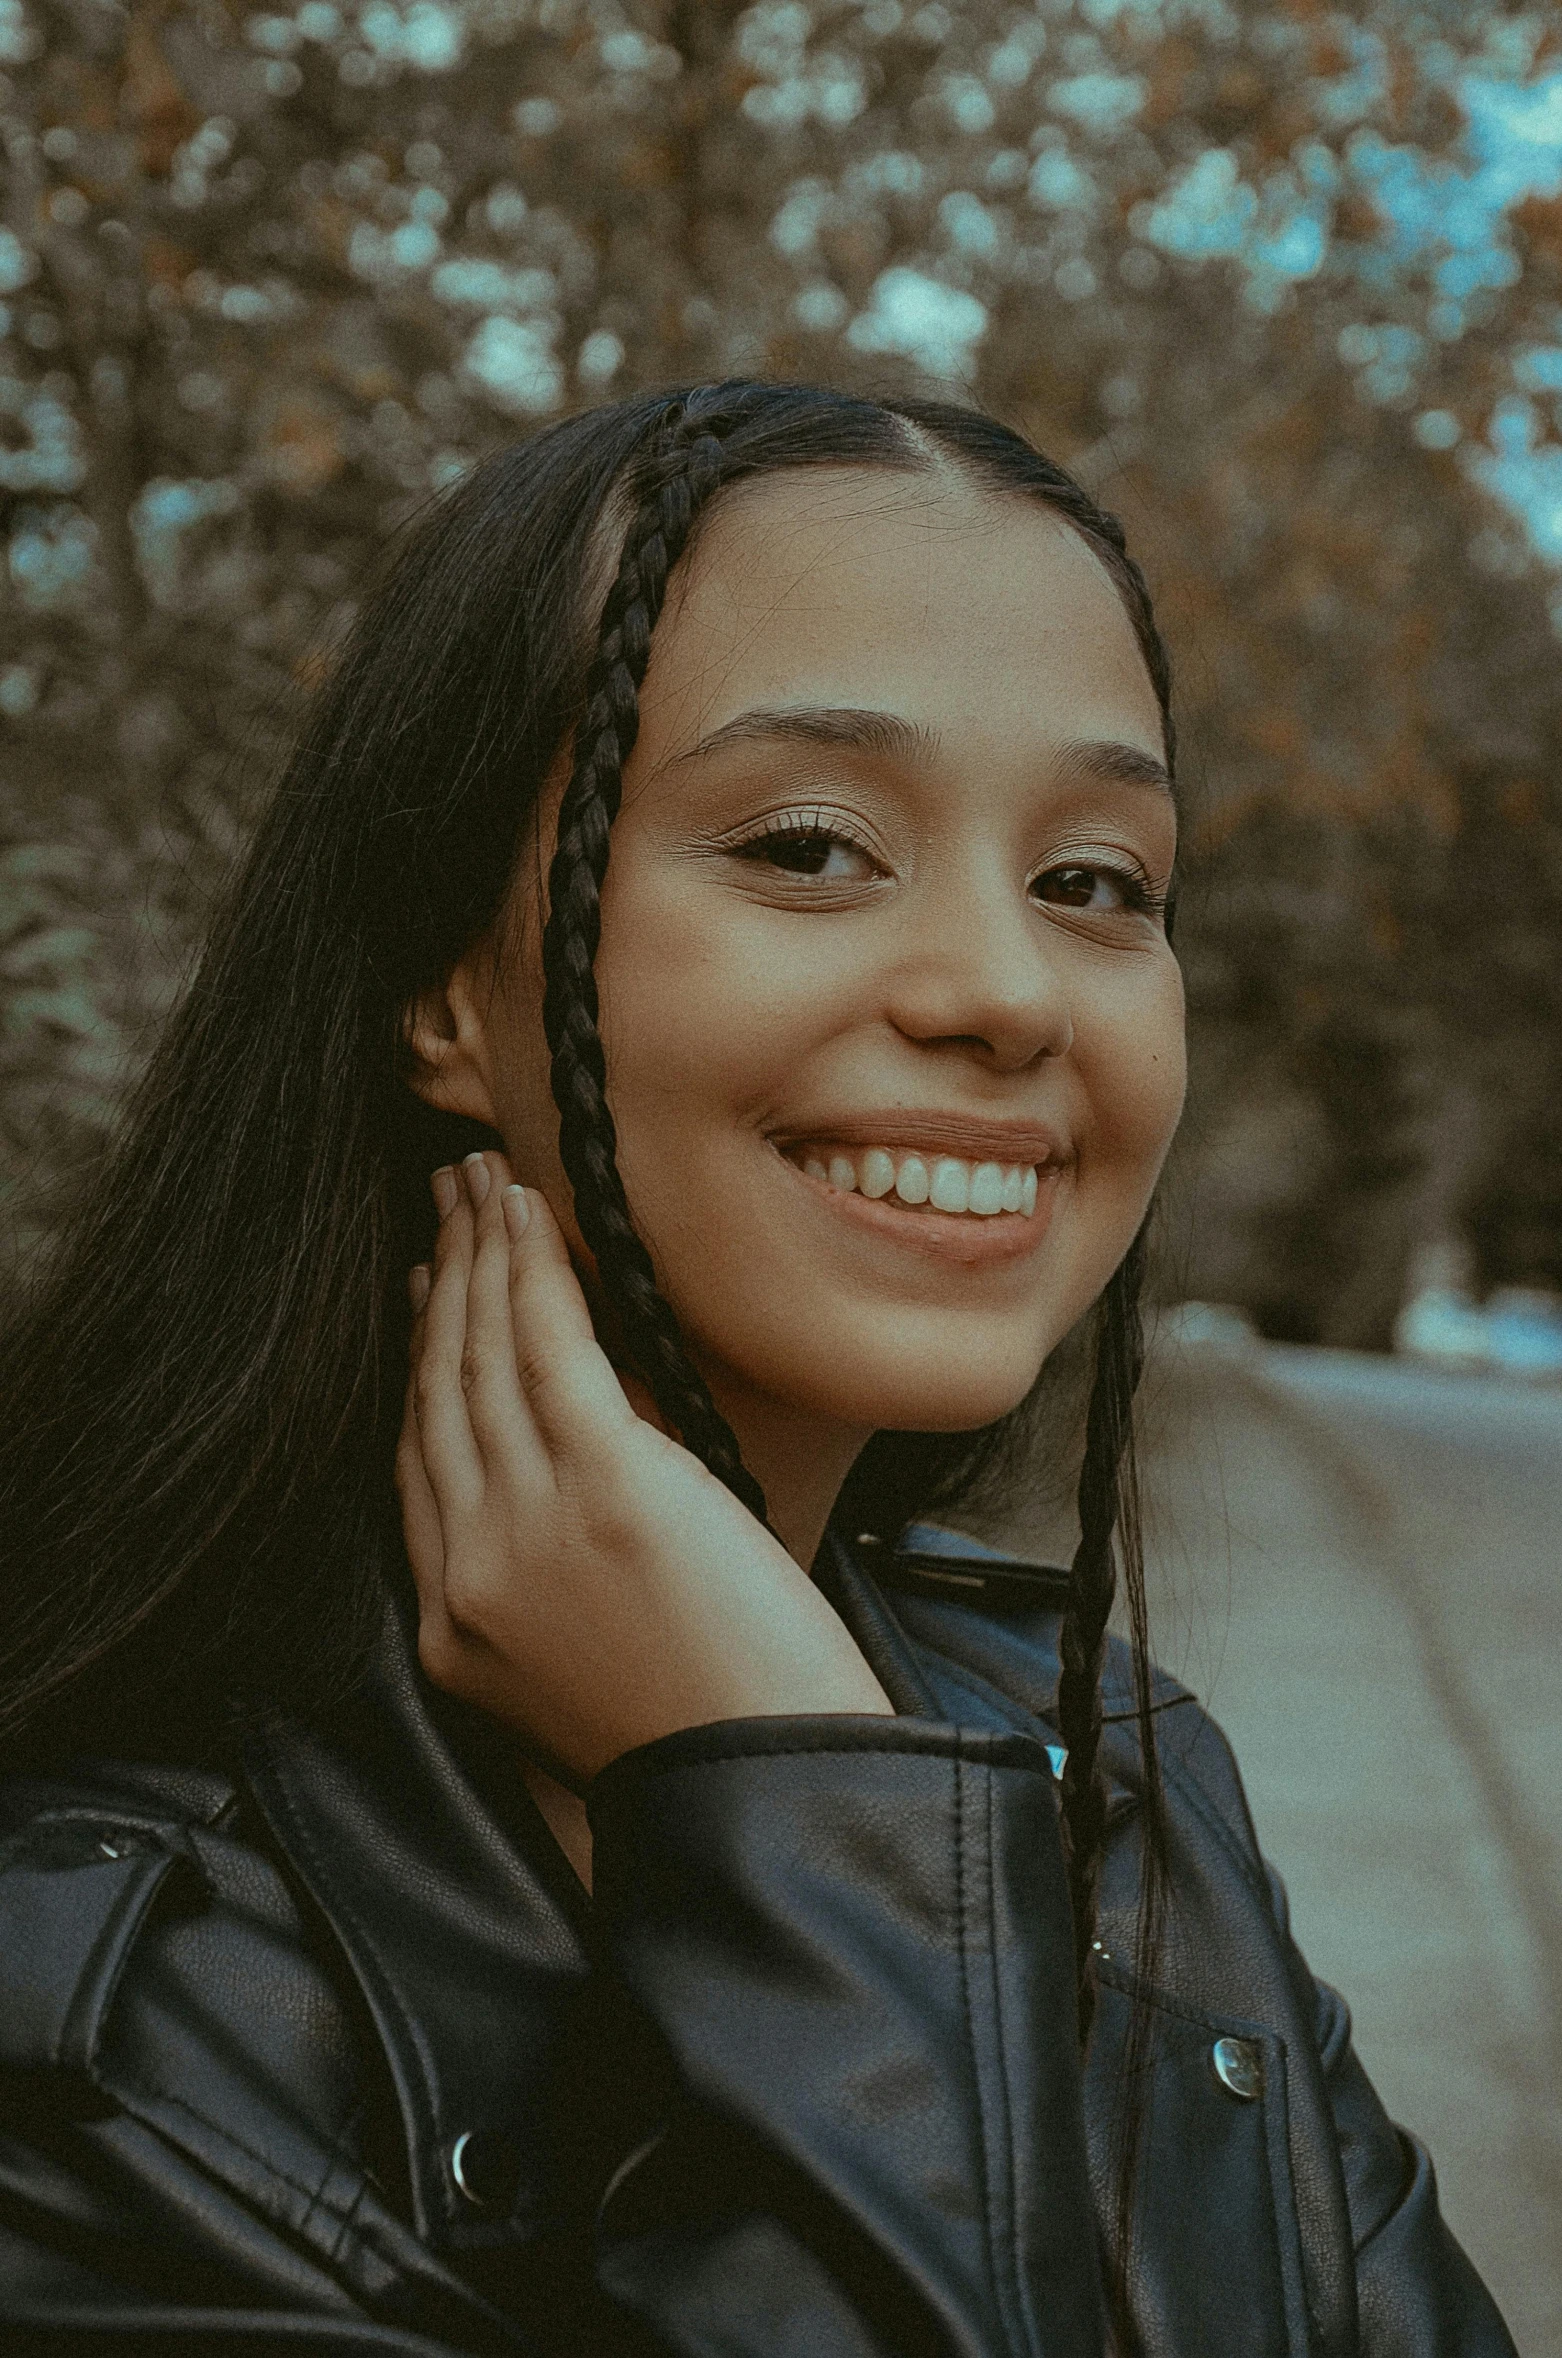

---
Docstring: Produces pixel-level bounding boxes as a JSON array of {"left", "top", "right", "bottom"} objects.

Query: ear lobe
[{"left": 403, "top": 966, "right": 501, "bottom": 1127}]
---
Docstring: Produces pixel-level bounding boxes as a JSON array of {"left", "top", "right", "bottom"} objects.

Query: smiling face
[{"left": 453, "top": 460, "right": 1185, "bottom": 1453}]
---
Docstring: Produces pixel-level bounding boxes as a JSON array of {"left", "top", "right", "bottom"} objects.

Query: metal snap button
[
  {"left": 1211, "top": 2036, "right": 1264, "bottom": 2100},
  {"left": 449, "top": 2128, "right": 522, "bottom": 2214}
]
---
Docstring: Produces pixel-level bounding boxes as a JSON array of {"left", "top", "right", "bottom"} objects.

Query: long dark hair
[{"left": 0, "top": 379, "right": 1173, "bottom": 2310}]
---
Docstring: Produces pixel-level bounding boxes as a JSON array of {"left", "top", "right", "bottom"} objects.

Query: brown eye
[
  {"left": 767, "top": 831, "right": 839, "bottom": 875},
  {"left": 1033, "top": 864, "right": 1122, "bottom": 910},
  {"left": 736, "top": 825, "right": 879, "bottom": 882}
]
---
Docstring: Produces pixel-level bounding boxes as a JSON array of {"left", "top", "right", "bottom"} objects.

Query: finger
[
  {"left": 396, "top": 1291, "right": 446, "bottom": 1591},
  {"left": 413, "top": 1166, "right": 485, "bottom": 1511},
  {"left": 503, "top": 1183, "right": 640, "bottom": 1447},
  {"left": 398, "top": 1261, "right": 470, "bottom": 1688},
  {"left": 458, "top": 1151, "right": 535, "bottom": 1459}
]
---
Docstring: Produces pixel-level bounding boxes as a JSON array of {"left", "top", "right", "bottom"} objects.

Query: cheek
[
  {"left": 1021, "top": 976, "right": 1183, "bottom": 1359},
  {"left": 1051, "top": 938, "right": 1183, "bottom": 1173},
  {"left": 599, "top": 952, "right": 752, "bottom": 1143},
  {"left": 1082, "top": 959, "right": 1186, "bottom": 1169},
  {"left": 596, "top": 880, "right": 843, "bottom": 1141}
]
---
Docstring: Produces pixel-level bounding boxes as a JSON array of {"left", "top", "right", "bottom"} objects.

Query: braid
[
  {"left": 1056, "top": 1230, "right": 1149, "bottom": 2047},
  {"left": 892, "top": 399, "right": 1176, "bottom": 2055},
  {"left": 794, "top": 385, "right": 1175, "bottom": 2342},
  {"left": 541, "top": 401, "right": 768, "bottom": 1522}
]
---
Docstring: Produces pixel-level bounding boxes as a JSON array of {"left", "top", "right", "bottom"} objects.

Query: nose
[{"left": 883, "top": 857, "right": 1073, "bottom": 1073}]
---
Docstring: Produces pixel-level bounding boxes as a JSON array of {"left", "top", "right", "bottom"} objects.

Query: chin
[
  {"left": 853, "top": 1379, "right": 1041, "bottom": 1436},
  {"left": 755, "top": 1340, "right": 1048, "bottom": 1439}
]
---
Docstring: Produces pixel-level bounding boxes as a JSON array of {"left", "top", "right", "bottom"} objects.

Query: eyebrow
[
  {"left": 669, "top": 705, "right": 940, "bottom": 769},
  {"left": 668, "top": 707, "right": 1173, "bottom": 794},
  {"left": 1053, "top": 737, "right": 1175, "bottom": 795}
]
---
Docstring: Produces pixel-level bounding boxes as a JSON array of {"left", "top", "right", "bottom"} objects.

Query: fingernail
[
  {"left": 464, "top": 1152, "right": 491, "bottom": 1207},
  {"left": 431, "top": 1166, "right": 458, "bottom": 1219},
  {"left": 408, "top": 1263, "right": 431, "bottom": 1313},
  {"left": 502, "top": 1183, "right": 530, "bottom": 1239}
]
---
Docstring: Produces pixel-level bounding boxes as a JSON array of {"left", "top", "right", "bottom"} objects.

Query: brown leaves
[
  {"left": 616, "top": 135, "right": 681, "bottom": 188},
  {"left": 1332, "top": 189, "right": 1385, "bottom": 246},
  {"left": 1511, "top": 193, "right": 1562, "bottom": 279},
  {"left": 258, "top": 389, "right": 349, "bottom": 495},
  {"left": 141, "top": 235, "right": 196, "bottom": 292},
  {"left": 119, "top": 0, "right": 199, "bottom": 178},
  {"left": 1141, "top": 37, "right": 1197, "bottom": 130}
]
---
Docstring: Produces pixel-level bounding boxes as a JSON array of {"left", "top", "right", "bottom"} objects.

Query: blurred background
[{"left": 0, "top": 0, "right": 1558, "bottom": 2341}]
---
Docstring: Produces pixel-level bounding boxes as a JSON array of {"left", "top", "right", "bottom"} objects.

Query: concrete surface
[{"left": 1005, "top": 1331, "right": 1561, "bottom": 2353}]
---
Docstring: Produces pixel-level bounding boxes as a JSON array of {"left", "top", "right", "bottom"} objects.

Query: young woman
[{"left": 0, "top": 382, "right": 1514, "bottom": 2355}]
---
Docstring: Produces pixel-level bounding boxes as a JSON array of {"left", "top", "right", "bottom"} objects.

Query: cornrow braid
[
  {"left": 1055, "top": 1229, "right": 1149, "bottom": 2048},
  {"left": 1089, "top": 532, "right": 1176, "bottom": 778},
  {"left": 541, "top": 401, "right": 768, "bottom": 1523}
]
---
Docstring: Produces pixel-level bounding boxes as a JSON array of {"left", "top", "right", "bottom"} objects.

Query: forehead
[{"left": 635, "top": 464, "right": 1164, "bottom": 762}]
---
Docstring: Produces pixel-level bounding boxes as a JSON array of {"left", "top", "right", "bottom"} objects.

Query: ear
[{"left": 404, "top": 948, "right": 503, "bottom": 1127}]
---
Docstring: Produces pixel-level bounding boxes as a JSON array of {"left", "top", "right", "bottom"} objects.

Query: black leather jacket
[{"left": 0, "top": 1528, "right": 1517, "bottom": 2357}]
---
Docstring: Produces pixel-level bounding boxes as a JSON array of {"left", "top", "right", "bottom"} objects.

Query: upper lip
[{"left": 769, "top": 1112, "right": 1069, "bottom": 1166}]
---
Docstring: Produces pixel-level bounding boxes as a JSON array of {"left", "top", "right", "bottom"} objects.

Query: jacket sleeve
[
  {"left": 1311, "top": 1975, "right": 1518, "bottom": 2358},
  {"left": 585, "top": 1714, "right": 1106, "bottom": 2358},
  {"left": 1261, "top": 1866, "right": 1518, "bottom": 2358}
]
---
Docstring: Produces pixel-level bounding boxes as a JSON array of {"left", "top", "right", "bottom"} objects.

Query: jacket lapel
[
  {"left": 843, "top": 1533, "right": 1315, "bottom": 2358},
  {"left": 241, "top": 1584, "right": 593, "bottom": 2253}
]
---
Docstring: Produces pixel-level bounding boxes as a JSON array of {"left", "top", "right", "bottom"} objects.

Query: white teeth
[
  {"left": 894, "top": 1154, "right": 930, "bottom": 1205},
  {"left": 929, "top": 1157, "right": 970, "bottom": 1214},
  {"left": 969, "top": 1162, "right": 1005, "bottom": 1216},
  {"left": 791, "top": 1143, "right": 1046, "bottom": 1218},
  {"left": 860, "top": 1147, "right": 896, "bottom": 1199}
]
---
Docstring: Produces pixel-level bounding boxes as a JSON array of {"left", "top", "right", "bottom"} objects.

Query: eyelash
[
  {"left": 725, "top": 812, "right": 1166, "bottom": 918},
  {"left": 726, "top": 810, "right": 883, "bottom": 876},
  {"left": 1030, "top": 858, "right": 1166, "bottom": 919}
]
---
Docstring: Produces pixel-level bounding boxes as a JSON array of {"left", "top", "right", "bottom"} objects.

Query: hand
[{"left": 396, "top": 1151, "right": 893, "bottom": 1785}]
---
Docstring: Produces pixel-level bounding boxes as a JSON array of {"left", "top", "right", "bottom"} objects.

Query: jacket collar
[
  {"left": 818, "top": 1528, "right": 1075, "bottom": 1749},
  {"left": 241, "top": 1572, "right": 594, "bottom": 2250},
  {"left": 814, "top": 1529, "right": 945, "bottom": 1714}
]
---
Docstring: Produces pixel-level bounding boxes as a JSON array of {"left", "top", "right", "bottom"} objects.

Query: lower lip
[{"left": 776, "top": 1151, "right": 1065, "bottom": 1266}]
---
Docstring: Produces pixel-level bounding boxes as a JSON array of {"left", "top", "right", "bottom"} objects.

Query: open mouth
[{"left": 782, "top": 1141, "right": 1043, "bottom": 1220}]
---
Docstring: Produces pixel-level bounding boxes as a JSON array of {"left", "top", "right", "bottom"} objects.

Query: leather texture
[{"left": 0, "top": 1528, "right": 1518, "bottom": 2356}]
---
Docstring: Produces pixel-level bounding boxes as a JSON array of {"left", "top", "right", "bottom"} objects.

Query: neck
[
  {"left": 598, "top": 1325, "right": 868, "bottom": 1569},
  {"left": 701, "top": 1367, "right": 871, "bottom": 1571}
]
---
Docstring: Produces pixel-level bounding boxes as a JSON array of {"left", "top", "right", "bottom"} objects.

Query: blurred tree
[{"left": 2, "top": 0, "right": 1560, "bottom": 1335}]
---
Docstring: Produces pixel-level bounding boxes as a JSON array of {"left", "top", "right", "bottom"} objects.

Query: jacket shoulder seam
[{"left": 1157, "top": 1741, "right": 1271, "bottom": 1902}]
